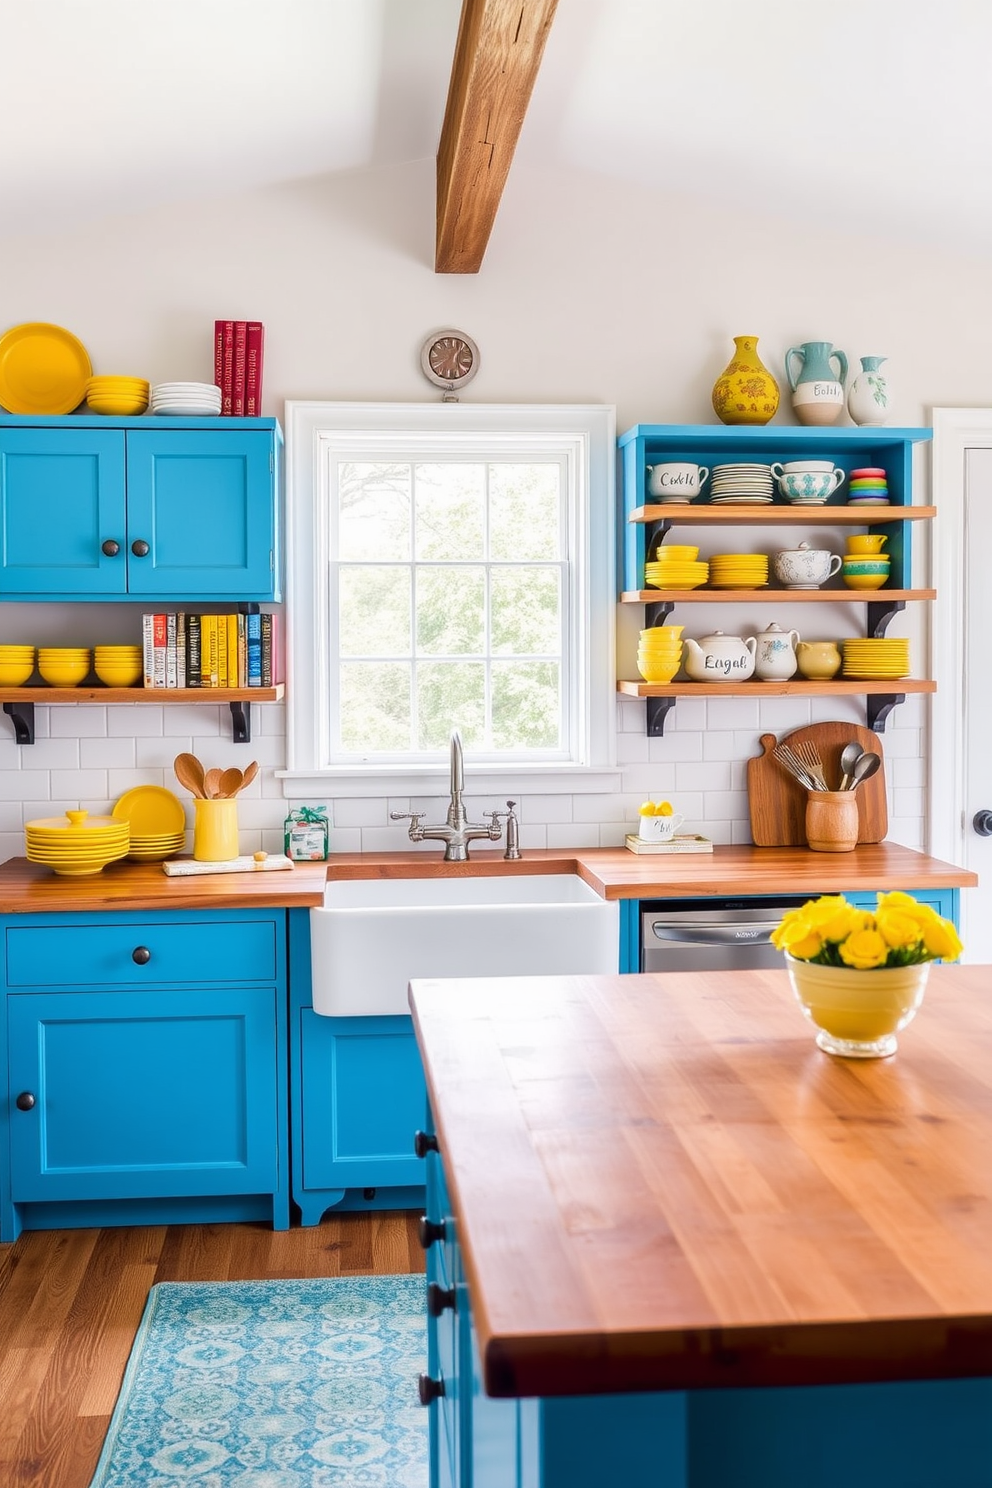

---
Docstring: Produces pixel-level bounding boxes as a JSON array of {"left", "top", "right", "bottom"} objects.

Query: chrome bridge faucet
[{"left": 390, "top": 729, "right": 521, "bottom": 862}]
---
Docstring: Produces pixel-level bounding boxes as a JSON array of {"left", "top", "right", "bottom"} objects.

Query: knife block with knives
[{"left": 746, "top": 722, "right": 887, "bottom": 847}]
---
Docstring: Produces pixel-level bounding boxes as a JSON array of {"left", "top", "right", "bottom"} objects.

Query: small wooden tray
[{"left": 747, "top": 721, "right": 887, "bottom": 847}]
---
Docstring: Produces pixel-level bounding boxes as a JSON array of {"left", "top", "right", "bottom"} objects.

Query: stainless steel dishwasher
[{"left": 640, "top": 894, "right": 814, "bottom": 973}]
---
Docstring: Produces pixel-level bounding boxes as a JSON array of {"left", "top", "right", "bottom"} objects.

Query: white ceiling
[{"left": 4, "top": 0, "right": 990, "bottom": 253}]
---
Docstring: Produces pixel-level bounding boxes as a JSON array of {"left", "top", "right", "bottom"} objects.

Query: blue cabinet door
[{"left": 0, "top": 427, "right": 127, "bottom": 596}]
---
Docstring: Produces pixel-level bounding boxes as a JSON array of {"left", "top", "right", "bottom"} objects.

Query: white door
[{"left": 932, "top": 411, "right": 992, "bottom": 961}]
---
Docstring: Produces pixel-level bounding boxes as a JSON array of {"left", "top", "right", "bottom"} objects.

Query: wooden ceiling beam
[{"left": 436, "top": 0, "right": 559, "bottom": 274}]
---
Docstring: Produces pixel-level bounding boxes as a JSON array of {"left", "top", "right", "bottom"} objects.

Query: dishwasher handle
[{"left": 649, "top": 921, "right": 780, "bottom": 946}]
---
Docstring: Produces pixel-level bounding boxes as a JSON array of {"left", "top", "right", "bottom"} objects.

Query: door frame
[{"left": 929, "top": 408, "right": 990, "bottom": 877}]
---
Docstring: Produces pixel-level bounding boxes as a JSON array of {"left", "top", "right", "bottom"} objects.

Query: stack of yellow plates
[
  {"left": 86, "top": 376, "right": 150, "bottom": 416},
  {"left": 112, "top": 786, "right": 187, "bottom": 861},
  {"left": 708, "top": 553, "right": 769, "bottom": 589},
  {"left": 841, "top": 638, "right": 911, "bottom": 678},
  {"left": 644, "top": 557, "right": 709, "bottom": 591},
  {"left": 25, "top": 810, "right": 130, "bottom": 877}
]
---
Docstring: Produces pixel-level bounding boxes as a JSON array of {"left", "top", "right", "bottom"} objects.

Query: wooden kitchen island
[{"left": 410, "top": 965, "right": 992, "bottom": 1488}]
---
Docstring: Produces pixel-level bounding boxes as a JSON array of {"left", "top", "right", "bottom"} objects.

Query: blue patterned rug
[{"left": 88, "top": 1275, "right": 427, "bottom": 1487}]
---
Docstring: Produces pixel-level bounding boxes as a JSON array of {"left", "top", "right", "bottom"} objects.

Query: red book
[
  {"left": 213, "top": 321, "right": 224, "bottom": 395},
  {"left": 245, "top": 321, "right": 265, "bottom": 416},
  {"left": 220, "top": 320, "right": 234, "bottom": 415},
  {"left": 232, "top": 321, "right": 247, "bottom": 416}
]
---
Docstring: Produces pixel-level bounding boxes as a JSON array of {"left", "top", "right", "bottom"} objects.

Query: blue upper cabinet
[{"left": 0, "top": 415, "right": 282, "bottom": 602}]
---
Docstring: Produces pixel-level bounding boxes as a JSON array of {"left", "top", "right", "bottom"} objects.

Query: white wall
[{"left": 0, "top": 157, "right": 977, "bottom": 862}]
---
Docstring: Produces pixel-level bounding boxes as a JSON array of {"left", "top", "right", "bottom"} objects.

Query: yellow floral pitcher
[{"left": 711, "top": 335, "right": 779, "bottom": 426}]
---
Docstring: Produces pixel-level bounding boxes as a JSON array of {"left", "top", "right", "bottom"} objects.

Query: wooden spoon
[
  {"left": 174, "top": 752, "right": 207, "bottom": 798},
  {"left": 217, "top": 766, "right": 244, "bottom": 798},
  {"left": 203, "top": 767, "right": 223, "bottom": 799},
  {"left": 238, "top": 760, "right": 259, "bottom": 793}
]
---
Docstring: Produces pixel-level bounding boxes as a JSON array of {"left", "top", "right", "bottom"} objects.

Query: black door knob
[
  {"left": 131, "top": 539, "right": 150, "bottom": 557},
  {"left": 101, "top": 539, "right": 120, "bottom": 557},
  {"left": 15, "top": 1091, "right": 36, "bottom": 1111},
  {"left": 418, "top": 1215, "right": 447, "bottom": 1249},
  {"left": 132, "top": 946, "right": 151, "bottom": 964},
  {"left": 418, "top": 1373, "right": 445, "bottom": 1406},
  {"left": 427, "top": 1282, "right": 456, "bottom": 1317},
  {"left": 973, "top": 810, "right": 992, "bottom": 837},
  {"left": 414, "top": 1131, "right": 438, "bottom": 1158}
]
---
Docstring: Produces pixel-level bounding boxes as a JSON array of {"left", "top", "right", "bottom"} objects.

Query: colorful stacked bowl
[
  {"left": 842, "top": 556, "right": 890, "bottom": 591},
  {"left": 38, "top": 647, "right": 91, "bottom": 685},
  {"left": 847, "top": 466, "right": 890, "bottom": 505},
  {"left": 112, "top": 786, "right": 187, "bottom": 861},
  {"left": 0, "top": 644, "right": 36, "bottom": 686},
  {"left": 85, "top": 376, "right": 150, "bottom": 416},
  {"left": 637, "top": 625, "right": 684, "bottom": 683},
  {"left": 841, "top": 638, "right": 910, "bottom": 679},
  {"left": 708, "top": 553, "right": 769, "bottom": 589},
  {"left": 644, "top": 550, "right": 709, "bottom": 590},
  {"left": 25, "top": 810, "right": 130, "bottom": 877},
  {"left": 94, "top": 645, "right": 143, "bottom": 687}
]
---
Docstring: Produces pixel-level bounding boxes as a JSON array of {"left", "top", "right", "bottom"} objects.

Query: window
[{"left": 282, "top": 403, "right": 617, "bottom": 795}]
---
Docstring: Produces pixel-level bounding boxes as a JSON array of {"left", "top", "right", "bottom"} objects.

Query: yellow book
[
  {"left": 227, "top": 613, "right": 238, "bottom": 689},
  {"left": 206, "top": 616, "right": 219, "bottom": 687}
]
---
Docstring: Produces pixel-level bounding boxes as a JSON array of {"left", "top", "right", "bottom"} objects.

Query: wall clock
[{"left": 420, "top": 329, "right": 480, "bottom": 396}]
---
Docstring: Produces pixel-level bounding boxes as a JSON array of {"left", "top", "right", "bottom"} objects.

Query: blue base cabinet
[{"left": 0, "top": 908, "right": 290, "bottom": 1242}]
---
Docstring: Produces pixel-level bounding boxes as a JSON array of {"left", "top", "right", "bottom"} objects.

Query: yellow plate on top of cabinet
[
  {"left": 112, "top": 786, "right": 186, "bottom": 836},
  {"left": 0, "top": 322, "right": 92, "bottom": 414}
]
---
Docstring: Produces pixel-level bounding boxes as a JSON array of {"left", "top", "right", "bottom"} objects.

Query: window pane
[
  {"left": 416, "top": 566, "right": 485, "bottom": 655},
  {"left": 417, "top": 662, "right": 485, "bottom": 749},
  {"left": 490, "top": 464, "right": 560, "bottom": 560},
  {"left": 339, "top": 566, "right": 410, "bottom": 655},
  {"left": 492, "top": 661, "right": 561, "bottom": 749},
  {"left": 415, "top": 463, "right": 485, "bottom": 560},
  {"left": 338, "top": 463, "right": 411, "bottom": 561},
  {"left": 491, "top": 567, "right": 561, "bottom": 656},
  {"left": 340, "top": 662, "right": 411, "bottom": 750}
]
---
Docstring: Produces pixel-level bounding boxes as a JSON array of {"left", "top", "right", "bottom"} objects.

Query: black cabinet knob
[
  {"left": 418, "top": 1372, "right": 445, "bottom": 1406},
  {"left": 427, "top": 1282, "right": 456, "bottom": 1317},
  {"left": 414, "top": 1130, "right": 439, "bottom": 1158},
  {"left": 974, "top": 810, "right": 992, "bottom": 837},
  {"left": 132, "top": 946, "right": 151, "bottom": 965},
  {"left": 15, "top": 1091, "right": 36, "bottom": 1111},
  {"left": 131, "top": 539, "right": 150, "bottom": 557},
  {"left": 418, "top": 1215, "right": 447, "bottom": 1249},
  {"left": 101, "top": 539, "right": 120, "bottom": 557}
]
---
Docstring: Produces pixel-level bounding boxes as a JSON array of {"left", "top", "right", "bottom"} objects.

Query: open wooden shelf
[
  {"left": 0, "top": 684, "right": 284, "bottom": 745},
  {"left": 629, "top": 504, "right": 936, "bottom": 525},
  {"left": 617, "top": 679, "right": 935, "bottom": 699},
  {"left": 621, "top": 588, "right": 935, "bottom": 605}
]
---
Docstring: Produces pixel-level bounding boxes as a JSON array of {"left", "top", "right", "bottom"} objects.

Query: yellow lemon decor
[
  {"left": 711, "top": 335, "right": 780, "bottom": 427},
  {"left": 771, "top": 892, "right": 963, "bottom": 1059}
]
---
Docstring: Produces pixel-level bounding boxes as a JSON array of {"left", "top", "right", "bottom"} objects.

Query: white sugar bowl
[{"left": 772, "top": 542, "right": 843, "bottom": 590}]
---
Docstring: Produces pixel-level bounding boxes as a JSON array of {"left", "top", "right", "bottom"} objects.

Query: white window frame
[{"left": 279, "top": 402, "right": 619, "bottom": 797}]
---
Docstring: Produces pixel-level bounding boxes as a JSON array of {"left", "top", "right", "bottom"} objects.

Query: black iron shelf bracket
[
  {"left": 229, "top": 701, "right": 252, "bottom": 743},
  {"left": 644, "top": 600, "right": 676, "bottom": 628},
  {"left": 3, "top": 702, "right": 34, "bottom": 745},
  {"left": 645, "top": 696, "right": 678, "bottom": 737},
  {"left": 866, "top": 599, "right": 906, "bottom": 638},
  {"left": 866, "top": 694, "right": 905, "bottom": 733}
]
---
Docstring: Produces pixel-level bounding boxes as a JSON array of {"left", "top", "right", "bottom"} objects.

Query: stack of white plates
[
  {"left": 149, "top": 382, "right": 222, "bottom": 416},
  {"left": 708, "top": 463, "right": 775, "bottom": 504}
]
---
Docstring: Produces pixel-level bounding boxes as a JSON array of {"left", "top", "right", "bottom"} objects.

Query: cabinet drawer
[{"left": 5, "top": 917, "right": 279, "bottom": 988}]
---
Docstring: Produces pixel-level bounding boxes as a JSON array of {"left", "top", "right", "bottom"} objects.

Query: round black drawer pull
[
  {"left": 132, "top": 946, "right": 152, "bottom": 965},
  {"left": 418, "top": 1216, "right": 447, "bottom": 1249},
  {"left": 418, "top": 1373, "right": 445, "bottom": 1406},
  {"left": 973, "top": 810, "right": 992, "bottom": 837},
  {"left": 15, "top": 1092, "right": 36, "bottom": 1111},
  {"left": 131, "top": 539, "right": 150, "bottom": 557},
  {"left": 414, "top": 1130, "right": 439, "bottom": 1158},
  {"left": 427, "top": 1282, "right": 456, "bottom": 1317},
  {"left": 101, "top": 539, "right": 120, "bottom": 557}
]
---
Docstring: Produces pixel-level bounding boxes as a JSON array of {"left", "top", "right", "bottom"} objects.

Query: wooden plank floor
[{"left": 0, "top": 1213, "right": 425, "bottom": 1488}]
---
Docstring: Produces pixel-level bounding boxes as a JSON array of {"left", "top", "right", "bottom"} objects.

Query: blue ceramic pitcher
[{"left": 785, "top": 341, "right": 848, "bottom": 427}]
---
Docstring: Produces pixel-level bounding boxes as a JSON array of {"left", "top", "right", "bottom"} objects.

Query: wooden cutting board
[{"left": 747, "top": 721, "right": 887, "bottom": 846}]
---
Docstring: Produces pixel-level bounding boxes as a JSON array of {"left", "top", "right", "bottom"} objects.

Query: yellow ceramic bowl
[
  {"left": 845, "top": 535, "right": 889, "bottom": 555},
  {"left": 842, "top": 573, "right": 889, "bottom": 591},
  {"left": 786, "top": 954, "right": 929, "bottom": 1056},
  {"left": 637, "top": 659, "right": 682, "bottom": 683},
  {"left": 94, "top": 663, "right": 143, "bottom": 687},
  {"left": 38, "top": 658, "right": 91, "bottom": 686},
  {"left": 87, "top": 395, "right": 149, "bottom": 416},
  {"left": 651, "top": 545, "right": 699, "bottom": 561},
  {"left": 0, "top": 660, "right": 35, "bottom": 685}
]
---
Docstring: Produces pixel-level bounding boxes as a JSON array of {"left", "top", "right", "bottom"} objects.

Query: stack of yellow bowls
[
  {"left": 644, "top": 545, "right": 709, "bottom": 591},
  {"left": 25, "top": 810, "right": 130, "bottom": 876},
  {"left": 841, "top": 638, "right": 910, "bottom": 679},
  {"left": 94, "top": 645, "right": 143, "bottom": 687},
  {"left": 708, "top": 553, "right": 769, "bottom": 589},
  {"left": 637, "top": 625, "right": 684, "bottom": 683},
  {"left": 86, "top": 376, "right": 150, "bottom": 416},
  {"left": 112, "top": 786, "right": 187, "bottom": 861},
  {"left": 38, "top": 647, "right": 91, "bottom": 685},
  {"left": 0, "top": 644, "right": 36, "bottom": 685}
]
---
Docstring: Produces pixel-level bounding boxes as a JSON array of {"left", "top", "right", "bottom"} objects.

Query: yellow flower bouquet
[{"left": 771, "top": 892, "right": 963, "bottom": 969}]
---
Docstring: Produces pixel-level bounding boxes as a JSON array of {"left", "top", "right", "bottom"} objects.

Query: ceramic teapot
[
  {"left": 748, "top": 621, "right": 800, "bottom": 680},
  {"left": 683, "top": 630, "right": 756, "bottom": 682}
]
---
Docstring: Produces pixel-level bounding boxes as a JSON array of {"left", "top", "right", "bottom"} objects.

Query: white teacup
[
  {"left": 773, "top": 546, "right": 843, "bottom": 589},
  {"left": 638, "top": 812, "right": 685, "bottom": 842},
  {"left": 646, "top": 463, "right": 709, "bottom": 501}
]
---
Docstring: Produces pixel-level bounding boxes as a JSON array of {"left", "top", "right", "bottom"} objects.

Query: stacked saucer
[
  {"left": 847, "top": 466, "right": 890, "bottom": 505},
  {"left": 708, "top": 463, "right": 775, "bottom": 504},
  {"left": 149, "top": 382, "right": 222, "bottom": 416},
  {"left": 708, "top": 552, "right": 769, "bottom": 589},
  {"left": 113, "top": 786, "right": 187, "bottom": 861},
  {"left": 26, "top": 810, "right": 130, "bottom": 877},
  {"left": 644, "top": 549, "right": 709, "bottom": 590},
  {"left": 841, "top": 638, "right": 910, "bottom": 679}
]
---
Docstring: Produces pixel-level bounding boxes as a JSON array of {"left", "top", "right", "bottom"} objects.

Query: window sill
[{"left": 276, "top": 766, "right": 622, "bottom": 798}]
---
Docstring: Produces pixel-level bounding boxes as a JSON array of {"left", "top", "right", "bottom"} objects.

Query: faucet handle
[
  {"left": 390, "top": 810, "right": 425, "bottom": 836},
  {"left": 483, "top": 808, "right": 504, "bottom": 838}
]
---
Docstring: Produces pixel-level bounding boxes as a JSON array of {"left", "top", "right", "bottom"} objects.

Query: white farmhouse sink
[{"left": 309, "top": 873, "right": 619, "bottom": 1016}]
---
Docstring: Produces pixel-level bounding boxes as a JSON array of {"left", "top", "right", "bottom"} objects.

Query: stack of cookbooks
[
  {"left": 624, "top": 833, "right": 714, "bottom": 854},
  {"left": 213, "top": 320, "right": 265, "bottom": 415}
]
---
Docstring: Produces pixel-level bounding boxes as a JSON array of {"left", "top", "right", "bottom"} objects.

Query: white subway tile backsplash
[
  {"left": 81, "top": 736, "right": 134, "bottom": 769},
  {"left": 702, "top": 730, "right": 737, "bottom": 760},
  {"left": 522, "top": 795, "right": 574, "bottom": 824},
  {"left": 547, "top": 824, "right": 602, "bottom": 849},
  {"left": 675, "top": 762, "right": 732, "bottom": 793},
  {"left": 667, "top": 698, "right": 706, "bottom": 731},
  {"left": 108, "top": 705, "right": 165, "bottom": 737},
  {"left": 51, "top": 770, "right": 108, "bottom": 800},
  {"left": 650, "top": 732, "right": 703, "bottom": 763},
  {"left": 708, "top": 697, "right": 759, "bottom": 730},
  {"left": 701, "top": 790, "right": 750, "bottom": 822},
  {"left": 758, "top": 698, "right": 811, "bottom": 730},
  {"left": 330, "top": 797, "right": 389, "bottom": 829},
  {"left": 892, "top": 756, "right": 926, "bottom": 789},
  {"left": 50, "top": 705, "right": 108, "bottom": 737},
  {"left": 26, "top": 738, "right": 80, "bottom": 770},
  {"left": 616, "top": 731, "right": 649, "bottom": 764},
  {"left": 619, "top": 764, "right": 677, "bottom": 795},
  {"left": 573, "top": 794, "right": 625, "bottom": 823},
  {"left": 0, "top": 772, "right": 52, "bottom": 800}
]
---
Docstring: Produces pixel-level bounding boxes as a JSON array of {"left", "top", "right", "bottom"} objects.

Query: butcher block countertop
[
  {"left": 410, "top": 964, "right": 992, "bottom": 1399},
  {"left": 0, "top": 857, "right": 329, "bottom": 912},
  {"left": 327, "top": 842, "right": 977, "bottom": 898}
]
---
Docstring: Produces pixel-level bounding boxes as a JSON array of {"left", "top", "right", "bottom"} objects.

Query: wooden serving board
[{"left": 747, "top": 721, "right": 887, "bottom": 847}]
